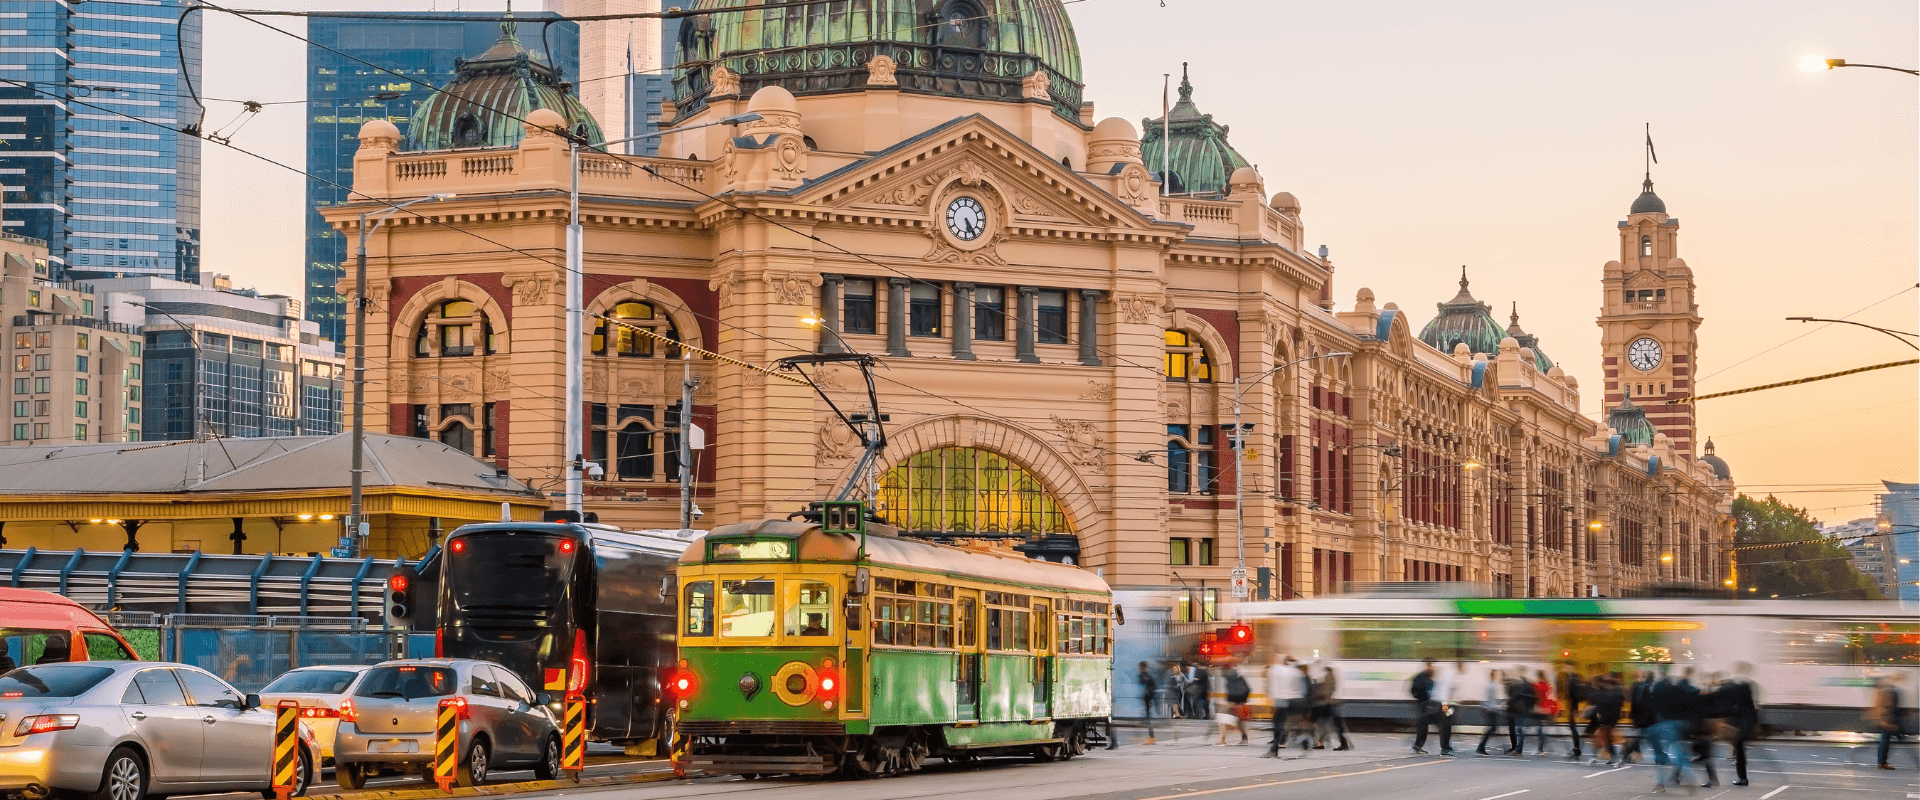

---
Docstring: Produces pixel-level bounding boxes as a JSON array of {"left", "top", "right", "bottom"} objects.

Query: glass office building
[
  {"left": 305, "top": 13, "right": 577, "bottom": 345},
  {"left": 0, "top": 0, "right": 203, "bottom": 283}
]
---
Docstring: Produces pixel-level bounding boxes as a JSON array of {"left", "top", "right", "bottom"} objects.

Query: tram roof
[{"left": 691, "top": 519, "right": 1110, "bottom": 595}]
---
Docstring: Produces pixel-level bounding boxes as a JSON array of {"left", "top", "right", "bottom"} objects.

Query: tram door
[
  {"left": 1031, "top": 600, "right": 1052, "bottom": 718},
  {"left": 956, "top": 590, "right": 980, "bottom": 721}
]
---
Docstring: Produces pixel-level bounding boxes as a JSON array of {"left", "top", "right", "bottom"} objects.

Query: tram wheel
[
  {"left": 1063, "top": 723, "right": 1088, "bottom": 757},
  {"left": 843, "top": 740, "right": 884, "bottom": 780},
  {"left": 901, "top": 732, "right": 929, "bottom": 773},
  {"left": 1032, "top": 742, "right": 1066, "bottom": 763}
]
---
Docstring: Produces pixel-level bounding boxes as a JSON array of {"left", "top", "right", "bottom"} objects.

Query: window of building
[
  {"left": 73, "top": 424, "right": 86, "bottom": 441},
  {"left": 232, "top": 338, "right": 262, "bottom": 357},
  {"left": 75, "top": 356, "right": 87, "bottom": 373},
  {"left": 1170, "top": 537, "right": 1190, "bottom": 565},
  {"left": 33, "top": 332, "right": 48, "bottom": 348},
  {"left": 1037, "top": 289, "right": 1068, "bottom": 344},
  {"left": 974, "top": 286, "right": 1006, "bottom": 341},
  {"left": 26, "top": 290, "right": 38, "bottom": 308},
  {"left": 11, "top": 401, "right": 25, "bottom": 418},
  {"left": 32, "top": 378, "right": 47, "bottom": 393},
  {"left": 1172, "top": 589, "right": 1218, "bottom": 623},
  {"left": 75, "top": 332, "right": 87, "bottom": 350},
  {"left": 440, "top": 420, "right": 473, "bottom": 454},
  {"left": 11, "top": 333, "right": 27, "bottom": 349},
  {"left": 75, "top": 379, "right": 87, "bottom": 396},
  {"left": 876, "top": 447, "right": 1071, "bottom": 537},
  {"left": 265, "top": 343, "right": 289, "bottom": 362},
  {"left": 11, "top": 378, "right": 25, "bottom": 394},
  {"left": 1640, "top": 235, "right": 1652, "bottom": 257},
  {"left": 74, "top": 401, "right": 87, "bottom": 419},
  {"left": 415, "top": 299, "right": 496, "bottom": 358},
  {"left": 590, "top": 301, "right": 680, "bottom": 358},
  {"left": 128, "top": 363, "right": 140, "bottom": 380},
  {"left": 588, "top": 403, "right": 684, "bottom": 482},
  {"left": 12, "top": 356, "right": 26, "bottom": 372},
  {"left": 33, "top": 400, "right": 48, "bottom": 417},
  {"left": 1196, "top": 537, "right": 1215, "bottom": 566},
  {"left": 82, "top": 299, "right": 93, "bottom": 316},
  {"left": 1167, "top": 424, "right": 1191, "bottom": 492},
  {"left": 1164, "top": 330, "right": 1212, "bottom": 382},
  {"left": 842, "top": 278, "right": 876, "bottom": 334},
  {"left": 201, "top": 333, "right": 228, "bottom": 352},
  {"left": 10, "top": 424, "right": 24, "bottom": 440},
  {"left": 908, "top": 284, "right": 941, "bottom": 337}
]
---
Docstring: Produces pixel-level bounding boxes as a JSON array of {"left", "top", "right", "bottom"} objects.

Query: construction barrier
[
  {"left": 561, "top": 696, "right": 587, "bottom": 782},
  {"left": 434, "top": 698, "right": 460, "bottom": 791},
  {"left": 272, "top": 700, "right": 300, "bottom": 800}
]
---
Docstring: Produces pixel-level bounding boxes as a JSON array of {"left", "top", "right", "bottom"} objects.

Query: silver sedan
[
  {"left": 0, "top": 662, "right": 319, "bottom": 800},
  {"left": 333, "top": 659, "right": 560, "bottom": 789}
]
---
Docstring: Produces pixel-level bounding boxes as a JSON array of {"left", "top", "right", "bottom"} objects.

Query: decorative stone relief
[
  {"left": 709, "top": 65, "right": 740, "bottom": 96},
  {"left": 1090, "top": 140, "right": 1144, "bottom": 162},
  {"left": 864, "top": 54, "right": 898, "bottom": 86},
  {"left": 1010, "top": 191, "right": 1051, "bottom": 215},
  {"left": 773, "top": 135, "right": 805, "bottom": 181},
  {"left": 1050, "top": 415, "right": 1105, "bottom": 468},
  {"left": 618, "top": 375, "right": 660, "bottom": 396},
  {"left": 866, "top": 173, "right": 940, "bottom": 207},
  {"left": 1117, "top": 292, "right": 1171, "bottom": 325},
  {"left": 483, "top": 370, "right": 511, "bottom": 392},
  {"left": 1022, "top": 70, "right": 1051, "bottom": 100},
  {"left": 816, "top": 419, "right": 861, "bottom": 464},
  {"left": 1164, "top": 397, "right": 1186, "bottom": 418},
  {"left": 813, "top": 364, "right": 848, "bottom": 392},
  {"left": 709, "top": 270, "right": 744, "bottom": 305},
  {"left": 1115, "top": 164, "right": 1153, "bottom": 206},
  {"left": 743, "top": 369, "right": 767, "bottom": 387},
  {"left": 502, "top": 272, "right": 556, "bottom": 305},
  {"left": 407, "top": 373, "right": 437, "bottom": 394},
  {"left": 763, "top": 271, "right": 822, "bottom": 306},
  {"left": 444, "top": 375, "right": 473, "bottom": 400},
  {"left": 921, "top": 227, "right": 1009, "bottom": 266},
  {"left": 1078, "top": 380, "right": 1114, "bottom": 401}
]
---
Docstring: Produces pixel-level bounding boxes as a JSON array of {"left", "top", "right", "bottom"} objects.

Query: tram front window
[
  {"left": 721, "top": 579, "right": 777, "bottom": 637},
  {"left": 684, "top": 581, "right": 714, "bottom": 636},
  {"left": 786, "top": 582, "right": 833, "bottom": 637}
]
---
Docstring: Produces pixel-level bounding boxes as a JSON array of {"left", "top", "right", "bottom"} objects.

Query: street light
[
  {"left": 1785, "top": 316, "right": 1919, "bottom": 351},
  {"left": 1229, "top": 351, "right": 1350, "bottom": 595},
  {"left": 349, "top": 192, "right": 453, "bottom": 555},
  {"left": 1798, "top": 55, "right": 1919, "bottom": 76},
  {"left": 562, "top": 112, "right": 763, "bottom": 514},
  {"left": 801, "top": 315, "right": 859, "bottom": 354}
]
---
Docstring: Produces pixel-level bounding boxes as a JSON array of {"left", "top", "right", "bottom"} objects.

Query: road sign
[
  {"left": 272, "top": 700, "right": 299, "bottom": 800},
  {"left": 1230, "top": 568, "right": 1249, "bottom": 599},
  {"left": 330, "top": 547, "right": 352, "bottom": 558}
]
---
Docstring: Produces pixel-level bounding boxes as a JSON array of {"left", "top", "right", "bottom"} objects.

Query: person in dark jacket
[
  {"left": 1136, "top": 661, "right": 1159, "bottom": 745},
  {"left": 1709, "top": 662, "right": 1760, "bottom": 786},
  {"left": 1558, "top": 661, "right": 1586, "bottom": 759},
  {"left": 1685, "top": 671, "right": 1719, "bottom": 789},
  {"left": 1504, "top": 667, "right": 1539, "bottom": 756},
  {"left": 1622, "top": 670, "right": 1656, "bottom": 763},
  {"left": 1584, "top": 672, "right": 1625, "bottom": 765}
]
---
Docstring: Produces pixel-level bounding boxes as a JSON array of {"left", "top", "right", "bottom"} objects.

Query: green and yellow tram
[{"left": 670, "top": 517, "right": 1114, "bottom": 777}]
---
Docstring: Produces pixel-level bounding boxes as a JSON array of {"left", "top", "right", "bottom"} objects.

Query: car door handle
[
  {"left": 203, "top": 716, "right": 217, "bottom": 724},
  {"left": 130, "top": 712, "right": 147, "bottom": 721}
]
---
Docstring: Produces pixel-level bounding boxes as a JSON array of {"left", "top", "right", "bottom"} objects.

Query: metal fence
[{"left": 102, "top": 612, "right": 430, "bottom": 693}]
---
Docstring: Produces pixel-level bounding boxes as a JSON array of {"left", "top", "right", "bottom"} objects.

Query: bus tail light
[{"left": 568, "top": 630, "right": 589, "bottom": 695}]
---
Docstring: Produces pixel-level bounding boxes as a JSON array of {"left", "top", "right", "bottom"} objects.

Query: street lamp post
[
  {"left": 350, "top": 193, "right": 453, "bottom": 556},
  {"left": 563, "top": 113, "right": 761, "bottom": 515},
  {"left": 1798, "top": 55, "right": 1920, "bottom": 76},
  {"left": 1231, "top": 352, "right": 1349, "bottom": 598},
  {"left": 1785, "top": 317, "right": 1919, "bottom": 351}
]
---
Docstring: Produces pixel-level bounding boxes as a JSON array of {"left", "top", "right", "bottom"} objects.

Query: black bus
[{"left": 431, "top": 520, "right": 700, "bottom": 752}]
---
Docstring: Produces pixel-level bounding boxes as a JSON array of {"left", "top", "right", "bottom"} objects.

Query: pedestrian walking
[
  {"left": 1709, "top": 662, "right": 1759, "bottom": 785},
  {"left": 1558, "top": 661, "right": 1586, "bottom": 760},
  {"left": 1409, "top": 659, "right": 1454, "bottom": 755},
  {"left": 1186, "top": 661, "right": 1212, "bottom": 721},
  {"left": 1685, "top": 670, "right": 1719, "bottom": 789},
  {"left": 1314, "top": 664, "right": 1351, "bottom": 750},
  {"left": 1504, "top": 667, "right": 1539, "bottom": 756},
  {"left": 1217, "top": 664, "right": 1252, "bottom": 745},
  {"left": 1584, "top": 672, "right": 1624, "bottom": 765},
  {"left": 1136, "top": 661, "right": 1158, "bottom": 745},
  {"left": 1263, "top": 656, "right": 1300, "bottom": 758},
  {"left": 1477, "top": 668, "right": 1513, "bottom": 755},
  {"left": 1867, "top": 674, "right": 1906, "bottom": 770},
  {"left": 1623, "top": 670, "right": 1656, "bottom": 763},
  {"left": 1647, "top": 667, "right": 1700, "bottom": 791},
  {"left": 1161, "top": 661, "right": 1186, "bottom": 720},
  {"left": 1531, "top": 669, "right": 1558, "bottom": 756}
]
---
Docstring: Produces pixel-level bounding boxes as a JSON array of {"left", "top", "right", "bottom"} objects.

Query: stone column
[
  {"left": 951, "top": 282, "right": 975, "bottom": 360},
  {"left": 819, "top": 275, "right": 843, "bottom": 353},
  {"left": 886, "top": 277, "right": 910, "bottom": 357},
  {"left": 1077, "top": 289, "right": 1102, "bottom": 366},
  {"left": 1015, "top": 286, "right": 1039, "bottom": 363}
]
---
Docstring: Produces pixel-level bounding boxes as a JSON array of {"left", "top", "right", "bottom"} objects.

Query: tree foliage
[{"left": 1732, "top": 494, "right": 1883, "bottom": 600}]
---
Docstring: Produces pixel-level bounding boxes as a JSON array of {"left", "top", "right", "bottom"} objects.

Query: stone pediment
[
  {"left": 1624, "top": 269, "right": 1668, "bottom": 289},
  {"left": 797, "top": 115, "right": 1164, "bottom": 234}
]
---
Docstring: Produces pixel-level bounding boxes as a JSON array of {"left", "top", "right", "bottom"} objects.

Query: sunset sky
[{"left": 199, "top": 0, "right": 1917, "bottom": 522}]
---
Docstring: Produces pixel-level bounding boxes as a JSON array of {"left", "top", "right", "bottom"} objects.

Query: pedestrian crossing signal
[{"left": 822, "top": 501, "right": 865, "bottom": 535}]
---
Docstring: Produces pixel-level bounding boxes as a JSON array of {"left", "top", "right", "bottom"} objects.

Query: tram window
[
  {"left": 958, "top": 598, "right": 976, "bottom": 648},
  {"left": 1337, "top": 619, "right": 1472, "bottom": 660},
  {"left": 916, "top": 601, "right": 936, "bottom": 647},
  {"left": 787, "top": 582, "right": 833, "bottom": 637},
  {"left": 684, "top": 581, "right": 714, "bottom": 637},
  {"left": 1011, "top": 610, "right": 1031, "bottom": 652},
  {"left": 1032, "top": 603, "right": 1050, "bottom": 651},
  {"left": 876, "top": 600, "right": 896, "bottom": 643},
  {"left": 1068, "top": 618, "right": 1084, "bottom": 654},
  {"left": 875, "top": 577, "right": 896, "bottom": 594},
  {"left": 1094, "top": 617, "right": 1109, "bottom": 654},
  {"left": 897, "top": 580, "right": 917, "bottom": 596},
  {"left": 894, "top": 599, "right": 915, "bottom": 645},
  {"left": 986, "top": 608, "right": 1002, "bottom": 650},
  {"left": 720, "top": 579, "right": 777, "bottom": 638},
  {"left": 936, "top": 603, "right": 955, "bottom": 648}
]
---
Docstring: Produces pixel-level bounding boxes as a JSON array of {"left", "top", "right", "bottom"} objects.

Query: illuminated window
[
  {"left": 1164, "top": 330, "right": 1212, "bottom": 382},
  {"left": 591, "top": 301, "right": 680, "bottom": 358},
  {"left": 414, "top": 299, "right": 494, "bottom": 358},
  {"left": 878, "top": 447, "right": 1070, "bottom": 538}
]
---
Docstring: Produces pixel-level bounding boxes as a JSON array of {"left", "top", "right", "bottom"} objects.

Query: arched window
[
  {"left": 1165, "top": 424, "right": 1215, "bottom": 494},
  {"left": 440, "top": 420, "right": 473, "bottom": 455},
  {"left": 414, "top": 299, "right": 495, "bottom": 358},
  {"left": 586, "top": 402, "right": 683, "bottom": 482},
  {"left": 1640, "top": 235, "right": 1652, "bottom": 257},
  {"left": 591, "top": 300, "right": 681, "bottom": 358},
  {"left": 1164, "top": 330, "right": 1212, "bottom": 382},
  {"left": 452, "top": 113, "right": 484, "bottom": 148},
  {"left": 877, "top": 447, "right": 1070, "bottom": 537}
]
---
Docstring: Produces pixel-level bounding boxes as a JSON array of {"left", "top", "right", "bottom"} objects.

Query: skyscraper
[
  {"left": 0, "top": 0, "right": 203, "bottom": 283},
  {"left": 546, "top": 0, "right": 659, "bottom": 152},
  {"left": 304, "top": 13, "right": 577, "bottom": 345}
]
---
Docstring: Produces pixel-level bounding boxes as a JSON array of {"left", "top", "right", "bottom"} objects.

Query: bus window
[
  {"left": 684, "top": 581, "right": 714, "bottom": 637},
  {"left": 721, "top": 579, "right": 777, "bottom": 638},
  {"left": 787, "top": 582, "right": 833, "bottom": 637}
]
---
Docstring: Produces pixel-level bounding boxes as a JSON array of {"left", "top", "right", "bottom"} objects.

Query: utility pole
[
  {"left": 565, "top": 142, "right": 585, "bottom": 516},
  {"left": 1229, "top": 353, "right": 1348, "bottom": 600}
]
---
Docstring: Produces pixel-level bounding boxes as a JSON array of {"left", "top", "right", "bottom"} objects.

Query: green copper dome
[
  {"left": 406, "top": 16, "right": 602, "bottom": 151},
  {"left": 1140, "top": 64, "right": 1251, "bottom": 196},
  {"left": 1608, "top": 396, "right": 1655, "bottom": 447},
  {"left": 673, "top": 0, "right": 1085, "bottom": 124},
  {"left": 1419, "top": 269, "right": 1506, "bottom": 357},
  {"left": 1503, "top": 303, "right": 1554, "bottom": 373}
]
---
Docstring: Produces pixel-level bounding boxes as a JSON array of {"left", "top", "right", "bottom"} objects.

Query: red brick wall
[{"left": 1182, "top": 307, "right": 1241, "bottom": 379}]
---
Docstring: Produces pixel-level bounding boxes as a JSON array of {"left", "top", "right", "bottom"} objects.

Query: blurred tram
[{"left": 1220, "top": 595, "right": 1917, "bottom": 732}]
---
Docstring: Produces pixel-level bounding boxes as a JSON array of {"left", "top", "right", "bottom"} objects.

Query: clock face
[
  {"left": 1627, "top": 337, "right": 1664, "bottom": 371},
  {"left": 944, "top": 196, "right": 986, "bottom": 241}
]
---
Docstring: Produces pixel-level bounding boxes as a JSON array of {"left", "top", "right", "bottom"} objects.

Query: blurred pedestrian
[
  {"left": 1263, "top": 656, "right": 1300, "bottom": 758},
  {"left": 1685, "top": 669, "right": 1719, "bottom": 789},
  {"left": 1477, "top": 668, "right": 1513, "bottom": 755},
  {"left": 1710, "top": 662, "right": 1759, "bottom": 785},
  {"left": 1505, "top": 666, "right": 1540, "bottom": 756},
  {"left": 1558, "top": 661, "right": 1586, "bottom": 760},
  {"left": 1868, "top": 674, "right": 1906, "bottom": 770},
  {"left": 1314, "top": 664, "right": 1351, "bottom": 750},
  {"left": 1623, "top": 670, "right": 1657, "bottom": 763},
  {"left": 1161, "top": 661, "right": 1185, "bottom": 720},
  {"left": 1584, "top": 672, "right": 1624, "bottom": 765},
  {"left": 1409, "top": 659, "right": 1454, "bottom": 755},
  {"left": 1186, "top": 661, "right": 1212, "bottom": 720},
  {"left": 1136, "top": 661, "right": 1158, "bottom": 745},
  {"left": 1532, "top": 669, "right": 1558, "bottom": 756},
  {"left": 1217, "top": 663, "right": 1252, "bottom": 745}
]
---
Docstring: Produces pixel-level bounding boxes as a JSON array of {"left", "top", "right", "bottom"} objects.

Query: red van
[{"left": 0, "top": 587, "right": 139, "bottom": 670}]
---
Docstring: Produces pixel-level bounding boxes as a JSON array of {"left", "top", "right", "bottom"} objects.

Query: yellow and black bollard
[
  {"left": 561, "top": 695, "right": 586, "bottom": 782},
  {"left": 272, "top": 701, "right": 299, "bottom": 800},
  {"left": 434, "top": 698, "right": 460, "bottom": 792}
]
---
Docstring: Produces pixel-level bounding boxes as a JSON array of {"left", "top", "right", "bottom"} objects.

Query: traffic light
[
  {"left": 385, "top": 564, "right": 418, "bottom": 630},
  {"left": 1227, "top": 624, "right": 1254, "bottom": 646}
]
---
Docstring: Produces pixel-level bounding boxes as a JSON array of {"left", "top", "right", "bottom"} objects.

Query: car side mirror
[
  {"left": 535, "top": 693, "right": 552, "bottom": 706},
  {"left": 659, "top": 574, "right": 674, "bottom": 601},
  {"left": 244, "top": 693, "right": 263, "bottom": 710}
]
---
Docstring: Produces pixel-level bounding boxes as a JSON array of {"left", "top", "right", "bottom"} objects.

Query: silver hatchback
[
  {"left": 332, "top": 659, "right": 560, "bottom": 789},
  {"left": 0, "top": 662, "right": 319, "bottom": 800}
]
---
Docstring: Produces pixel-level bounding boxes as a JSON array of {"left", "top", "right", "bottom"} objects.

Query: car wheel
[
  {"left": 260, "top": 750, "right": 313, "bottom": 800},
  {"left": 456, "top": 739, "right": 490, "bottom": 787},
  {"left": 533, "top": 736, "right": 562, "bottom": 781},
  {"left": 92, "top": 747, "right": 146, "bottom": 800},
  {"left": 335, "top": 764, "right": 367, "bottom": 791}
]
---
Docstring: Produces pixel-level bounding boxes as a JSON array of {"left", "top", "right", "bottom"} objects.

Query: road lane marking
[
  {"left": 1583, "top": 766, "right": 1631, "bottom": 778},
  {"left": 1124, "top": 760, "right": 1443, "bottom": 800},
  {"left": 1476, "top": 792, "right": 1529, "bottom": 800},
  {"left": 1759, "top": 787, "right": 1790, "bottom": 800}
]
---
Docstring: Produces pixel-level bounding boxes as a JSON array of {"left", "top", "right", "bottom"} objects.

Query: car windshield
[
  {"left": 0, "top": 665, "right": 115, "bottom": 698},
  {"left": 354, "top": 666, "right": 456, "bottom": 700},
  {"left": 262, "top": 669, "right": 360, "bottom": 695}
]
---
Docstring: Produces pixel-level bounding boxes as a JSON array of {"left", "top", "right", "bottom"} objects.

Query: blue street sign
[{"left": 331, "top": 547, "right": 352, "bottom": 558}]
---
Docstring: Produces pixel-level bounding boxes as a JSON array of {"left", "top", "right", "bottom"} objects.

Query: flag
[{"left": 1645, "top": 123, "right": 1657, "bottom": 165}]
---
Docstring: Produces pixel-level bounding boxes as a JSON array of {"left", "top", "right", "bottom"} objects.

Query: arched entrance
[{"left": 877, "top": 447, "right": 1072, "bottom": 539}]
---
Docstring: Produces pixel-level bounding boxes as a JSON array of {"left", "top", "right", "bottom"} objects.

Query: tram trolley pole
[
  {"left": 271, "top": 700, "right": 300, "bottom": 800},
  {"left": 434, "top": 698, "right": 460, "bottom": 792},
  {"left": 562, "top": 695, "right": 587, "bottom": 782}
]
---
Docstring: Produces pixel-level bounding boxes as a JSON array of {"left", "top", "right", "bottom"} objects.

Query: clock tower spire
[{"left": 1600, "top": 174, "right": 1701, "bottom": 456}]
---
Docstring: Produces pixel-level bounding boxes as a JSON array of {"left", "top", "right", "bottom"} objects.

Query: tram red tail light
[
  {"left": 559, "top": 539, "right": 575, "bottom": 553},
  {"left": 568, "top": 630, "right": 589, "bottom": 695},
  {"left": 668, "top": 668, "right": 697, "bottom": 698}
]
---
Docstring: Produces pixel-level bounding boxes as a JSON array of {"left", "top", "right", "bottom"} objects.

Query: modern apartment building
[
  {"left": 0, "top": 0, "right": 202, "bottom": 282},
  {"left": 1, "top": 228, "right": 144, "bottom": 444},
  {"left": 304, "top": 12, "right": 577, "bottom": 344},
  {"left": 1882, "top": 481, "right": 1919, "bottom": 602},
  {"left": 1825, "top": 517, "right": 1901, "bottom": 600},
  {"left": 91, "top": 274, "right": 344, "bottom": 440}
]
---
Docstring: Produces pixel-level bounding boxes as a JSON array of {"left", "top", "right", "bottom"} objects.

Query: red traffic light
[
  {"left": 1228, "top": 624, "right": 1253, "bottom": 644},
  {"left": 388, "top": 574, "right": 410, "bottom": 593}
]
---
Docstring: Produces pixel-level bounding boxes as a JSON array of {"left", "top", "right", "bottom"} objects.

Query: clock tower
[{"left": 1600, "top": 176, "right": 1701, "bottom": 456}]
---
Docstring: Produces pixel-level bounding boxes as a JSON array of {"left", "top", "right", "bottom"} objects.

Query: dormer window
[
  {"left": 1640, "top": 235, "right": 1652, "bottom": 257},
  {"left": 452, "top": 113, "right": 484, "bottom": 148}
]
